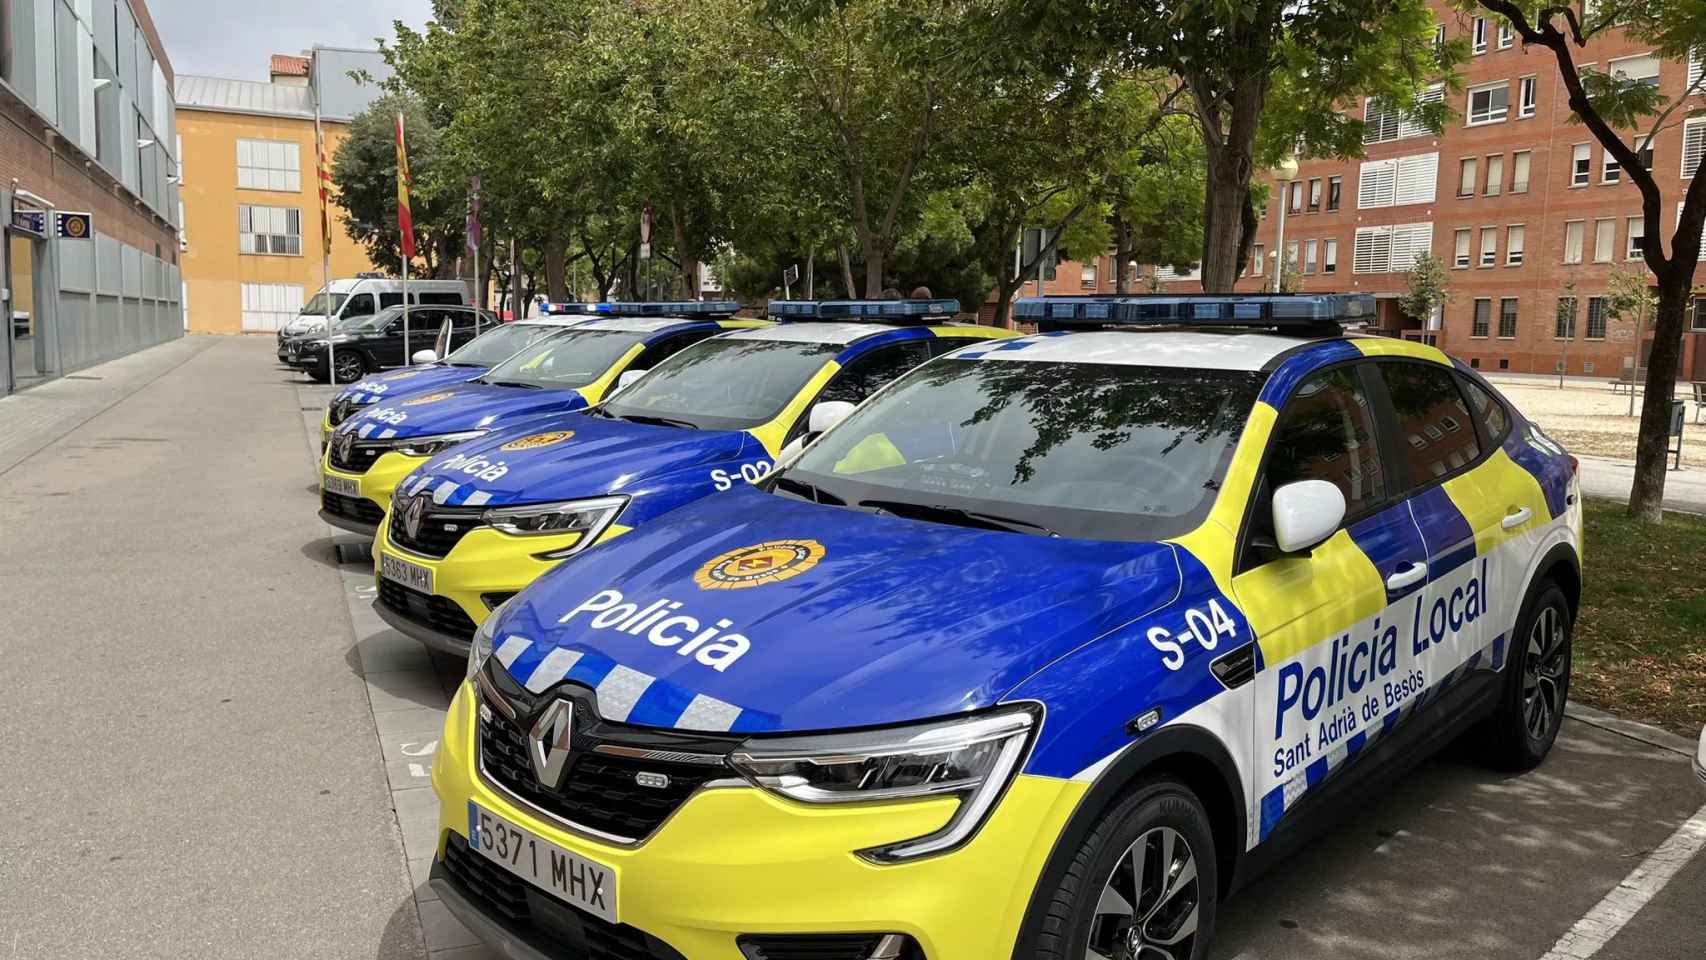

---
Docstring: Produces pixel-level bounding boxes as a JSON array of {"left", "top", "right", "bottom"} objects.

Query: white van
[{"left": 278, "top": 275, "right": 471, "bottom": 340}]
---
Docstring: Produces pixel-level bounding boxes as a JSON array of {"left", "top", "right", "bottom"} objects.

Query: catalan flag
[
  {"left": 396, "top": 112, "right": 415, "bottom": 261},
  {"left": 314, "top": 120, "right": 333, "bottom": 259}
]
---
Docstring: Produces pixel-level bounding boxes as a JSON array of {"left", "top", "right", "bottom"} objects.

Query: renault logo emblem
[
  {"left": 336, "top": 430, "right": 355, "bottom": 463},
  {"left": 400, "top": 495, "right": 427, "bottom": 540},
  {"left": 529, "top": 700, "right": 576, "bottom": 788}
]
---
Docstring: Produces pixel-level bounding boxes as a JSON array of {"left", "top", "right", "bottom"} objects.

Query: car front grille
[
  {"left": 478, "top": 708, "right": 724, "bottom": 843},
  {"left": 440, "top": 833, "right": 686, "bottom": 960},
  {"left": 388, "top": 499, "right": 485, "bottom": 559},
  {"left": 322, "top": 490, "right": 385, "bottom": 526},
  {"left": 328, "top": 439, "right": 385, "bottom": 473},
  {"left": 378, "top": 578, "right": 478, "bottom": 639}
]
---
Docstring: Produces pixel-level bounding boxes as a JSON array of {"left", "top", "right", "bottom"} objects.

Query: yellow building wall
[{"left": 177, "top": 109, "right": 381, "bottom": 334}]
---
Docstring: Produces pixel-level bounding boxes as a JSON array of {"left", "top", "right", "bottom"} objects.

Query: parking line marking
[{"left": 1539, "top": 801, "right": 1706, "bottom": 960}]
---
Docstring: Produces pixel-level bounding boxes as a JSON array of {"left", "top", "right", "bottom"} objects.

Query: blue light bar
[
  {"left": 540, "top": 300, "right": 740, "bottom": 317},
  {"left": 1015, "top": 294, "right": 1375, "bottom": 328},
  {"left": 767, "top": 299, "right": 960, "bottom": 321}
]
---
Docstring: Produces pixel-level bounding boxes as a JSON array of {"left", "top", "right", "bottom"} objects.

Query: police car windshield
[
  {"left": 443, "top": 322, "right": 557, "bottom": 367},
  {"left": 480, "top": 328, "right": 650, "bottom": 389},
  {"left": 600, "top": 338, "right": 840, "bottom": 431},
  {"left": 301, "top": 292, "right": 347, "bottom": 315},
  {"left": 777, "top": 358, "right": 1262, "bottom": 542}
]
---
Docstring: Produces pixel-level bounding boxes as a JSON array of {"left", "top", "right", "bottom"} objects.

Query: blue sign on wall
[
  {"left": 55, "top": 212, "right": 93, "bottom": 240},
  {"left": 10, "top": 209, "right": 47, "bottom": 238}
]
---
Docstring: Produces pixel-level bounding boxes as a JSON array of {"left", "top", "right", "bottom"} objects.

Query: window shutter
[
  {"left": 1691, "top": 49, "right": 1705, "bottom": 90},
  {"left": 1353, "top": 228, "right": 1386, "bottom": 273},
  {"left": 1683, "top": 119, "right": 1706, "bottom": 179},
  {"left": 1358, "top": 160, "right": 1396, "bottom": 208},
  {"left": 1395, "top": 84, "right": 1445, "bottom": 139},
  {"left": 1389, "top": 222, "right": 1433, "bottom": 269},
  {"left": 1395, "top": 153, "right": 1439, "bottom": 205}
]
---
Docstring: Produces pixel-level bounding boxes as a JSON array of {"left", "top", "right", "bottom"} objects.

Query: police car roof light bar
[
  {"left": 1017, "top": 294, "right": 1375, "bottom": 332},
  {"left": 768, "top": 299, "right": 961, "bottom": 322},
  {"left": 540, "top": 300, "right": 740, "bottom": 317}
]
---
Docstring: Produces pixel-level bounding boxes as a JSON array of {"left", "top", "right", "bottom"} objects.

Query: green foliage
[
  {"left": 1399, "top": 253, "right": 1452, "bottom": 324},
  {"left": 331, "top": 94, "right": 461, "bottom": 274},
  {"left": 1606, "top": 265, "right": 1657, "bottom": 326}
]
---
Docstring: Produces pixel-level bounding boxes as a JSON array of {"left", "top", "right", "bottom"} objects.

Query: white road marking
[
  {"left": 399, "top": 740, "right": 438, "bottom": 758},
  {"left": 1539, "top": 801, "right": 1706, "bottom": 960},
  {"left": 408, "top": 763, "right": 431, "bottom": 779}
]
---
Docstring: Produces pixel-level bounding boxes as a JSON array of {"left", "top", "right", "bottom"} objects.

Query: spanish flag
[
  {"left": 395, "top": 112, "right": 415, "bottom": 261},
  {"left": 314, "top": 120, "right": 333, "bottom": 259}
]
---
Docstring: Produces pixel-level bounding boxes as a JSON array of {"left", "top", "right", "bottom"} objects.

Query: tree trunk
[
  {"left": 1200, "top": 149, "right": 1251, "bottom": 293},
  {"left": 1113, "top": 218, "right": 1134, "bottom": 294},
  {"left": 861, "top": 232, "right": 885, "bottom": 297},
  {"left": 1629, "top": 282, "right": 1689, "bottom": 521},
  {"left": 670, "top": 204, "right": 698, "bottom": 299},
  {"left": 544, "top": 231, "right": 568, "bottom": 301},
  {"left": 837, "top": 243, "right": 857, "bottom": 297}
]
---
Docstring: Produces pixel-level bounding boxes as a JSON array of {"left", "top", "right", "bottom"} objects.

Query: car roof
[
  {"left": 720, "top": 322, "right": 912, "bottom": 347},
  {"left": 565, "top": 316, "right": 716, "bottom": 334},
  {"left": 950, "top": 329, "right": 1341, "bottom": 372}
]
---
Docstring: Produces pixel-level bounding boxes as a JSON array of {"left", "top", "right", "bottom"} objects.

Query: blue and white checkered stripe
[
  {"left": 489, "top": 634, "right": 777, "bottom": 732},
  {"left": 1257, "top": 632, "right": 1507, "bottom": 842},
  {"left": 356, "top": 421, "right": 401, "bottom": 441},
  {"left": 401, "top": 472, "right": 496, "bottom": 507}
]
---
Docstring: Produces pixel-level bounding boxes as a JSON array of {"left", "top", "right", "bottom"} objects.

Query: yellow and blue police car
[
  {"left": 319, "top": 302, "right": 765, "bottom": 537},
  {"left": 370, "top": 298, "right": 1015, "bottom": 654},
  {"left": 425, "top": 293, "right": 1583, "bottom": 960}
]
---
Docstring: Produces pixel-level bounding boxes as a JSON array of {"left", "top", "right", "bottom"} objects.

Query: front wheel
[
  {"left": 1029, "top": 778, "right": 1217, "bottom": 960},
  {"left": 331, "top": 352, "right": 366, "bottom": 384},
  {"left": 1483, "top": 582, "right": 1572, "bottom": 770}
]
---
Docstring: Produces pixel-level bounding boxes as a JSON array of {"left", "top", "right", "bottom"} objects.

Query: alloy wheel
[
  {"left": 1086, "top": 825, "right": 1200, "bottom": 960},
  {"left": 333, "top": 354, "right": 363, "bottom": 383},
  {"left": 1522, "top": 604, "right": 1569, "bottom": 742}
]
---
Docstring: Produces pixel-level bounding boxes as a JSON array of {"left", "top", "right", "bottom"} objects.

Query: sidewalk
[{"left": 1578, "top": 453, "right": 1706, "bottom": 515}]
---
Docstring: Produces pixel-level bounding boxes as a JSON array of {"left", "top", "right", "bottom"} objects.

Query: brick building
[{"left": 1, "top": 0, "right": 184, "bottom": 395}]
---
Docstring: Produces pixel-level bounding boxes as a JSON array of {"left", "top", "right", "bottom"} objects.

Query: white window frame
[
  {"left": 236, "top": 139, "right": 302, "bottom": 193},
  {"left": 1572, "top": 144, "right": 1592, "bottom": 186},
  {"left": 1454, "top": 228, "right": 1472, "bottom": 268},
  {"left": 239, "top": 283, "right": 306, "bottom": 332},
  {"left": 1358, "top": 152, "right": 1440, "bottom": 208},
  {"left": 1467, "top": 82, "right": 1510, "bottom": 125},
  {"left": 1323, "top": 239, "right": 1338, "bottom": 275},
  {"left": 1563, "top": 219, "right": 1585, "bottom": 264},
  {"left": 1485, "top": 154, "right": 1504, "bottom": 196},
  {"left": 1512, "top": 150, "right": 1532, "bottom": 193},
  {"left": 1472, "top": 17, "right": 1488, "bottom": 54},
  {"left": 1352, "top": 222, "right": 1432, "bottom": 274},
  {"left": 1627, "top": 216, "right": 1644, "bottom": 260},
  {"left": 1507, "top": 224, "right": 1525, "bottom": 266},
  {"left": 1518, "top": 76, "right": 1537, "bottom": 118},
  {"left": 1608, "top": 53, "right": 1661, "bottom": 88},
  {"left": 1683, "top": 117, "right": 1706, "bottom": 179},
  {"left": 1479, "top": 226, "right": 1498, "bottom": 267},
  {"left": 1593, "top": 217, "right": 1616, "bottom": 263},
  {"left": 1497, "top": 21, "right": 1514, "bottom": 49},
  {"left": 1458, "top": 157, "right": 1478, "bottom": 198},
  {"left": 238, "top": 204, "right": 303, "bottom": 257}
]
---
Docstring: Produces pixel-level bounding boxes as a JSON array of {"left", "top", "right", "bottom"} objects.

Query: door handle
[
  {"left": 1386, "top": 561, "right": 1427, "bottom": 591},
  {"left": 1502, "top": 506, "right": 1533, "bottom": 529}
]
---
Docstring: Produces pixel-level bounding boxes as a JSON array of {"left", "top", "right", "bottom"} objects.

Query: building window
[
  {"left": 1636, "top": 137, "right": 1653, "bottom": 170},
  {"left": 240, "top": 283, "right": 306, "bottom": 332},
  {"left": 1323, "top": 239, "right": 1338, "bottom": 274},
  {"left": 1303, "top": 239, "right": 1319, "bottom": 275},
  {"left": 1357, "top": 152, "right": 1439, "bottom": 208},
  {"left": 1499, "top": 358, "right": 1510, "bottom": 370},
  {"left": 1684, "top": 117, "right": 1706, "bottom": 178},
  {"left": 1289, "top": 181, "right": 1304, "bottom": 213},
  {"left": 236, "top": 139, "right": 302, "bottom": 192},
  {"left": 1251, "top": 244, "right": 1265, "bottom": 275},
  {"left": 1593, "top": 218, "right": 1616, "bottom": 263},
  {"left": 1628, "top": 216, "right": 1645, "bottom": 259},
  {"left": 1307, "top": 178, "right": 1322, "bottom": 212},
  {"left": 1434, "top": 23, "right": 1446, "bottom": 47},
  {"left": 1556, "top": 296, "right": 1578, "bottom": 340},
  {"left": 1497, "top": 21, "right": 1514, "bottom": 49},
  {"left": 1473, "top": 17, "right": 1488, "bottom": 54},
  {"left": 1352, "top": 222, "right": 1433, "bottom": 274},
  {"left": 1454, "top": 229, "right": 1472, "bottom": 268},
  {"left": 1572, "top": 144, "right": 1592, "bottom": 185},
  {"left": 1485, "top": 154, "right": 1504, "bottom": 196},
  {"left": 1511, "top": 150, "right": 1532, "bottom": 193},
  {"left": 1519, "top": 77, "right": 1537, "bottom": 118},
  {"left": 1459, "top": 157, "right": 1478, "bottom": 197},
  {"left": 1563, "top": 220, "right": 1585, "bottom": 263},
  {"left": 1604, "top": 147, "right": 1621, "bottom": 183},
  {"left": 1362, "top": 85, "right": 1445, "bottom": 144},
  {"left": 1609, "top": 54, "right": 1661, "bottom": 87},
  {"left": 1499, "top": 298, "right": 1519, "bottom": 338},
  {"left": 1327, "top": 176, "right": 1342, "bottom": 211},
  {"left": 238, "top": 205, "right": 303, "bottom": 256},
  {"left": 1468, "top": 83, "right": 1510, "bottom": 125},
  {"left": 1586, "top": 296, "right": 1608, "bottom": 339},
  {"left": 1480, "top": 226, "right": 1498, "bottom": 266},
  {"left": 1507, "top": 224, "right": 1525, "bottom": 265},
  {"left": 1694, "top": 297, "right": 1706, "bottom": 333},
  {"left": 1472, "top": 298, "right": 1492, "bottom": 337},
  {"left": 1286, "top": 240, "right": 1300, "bottom": 272},
  {"left": 1080, "top": 262, "right": 1098, "bottom": 289}
]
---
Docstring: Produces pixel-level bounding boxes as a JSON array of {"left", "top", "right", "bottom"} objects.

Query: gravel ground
[{"left": 1491, "top": 378, "right": 1706, "bottom": 461}]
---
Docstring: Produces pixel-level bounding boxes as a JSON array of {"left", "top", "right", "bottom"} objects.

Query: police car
[
  {"left": 425, "top": 293, "right": 1583, "bottom": 960},
  {"left": 318, "top": 315, "right": 587, "bottom": 450},
  {"left": 319, "top": 302, "right": 764, "bottom": 537},
  {"left": 372, "top": 298, "right": 1013, "bottom": 654}
]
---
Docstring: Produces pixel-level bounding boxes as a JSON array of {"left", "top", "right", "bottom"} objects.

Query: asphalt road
[{"left": 0, "top": 335, "right": 1700, "bottom": 960}]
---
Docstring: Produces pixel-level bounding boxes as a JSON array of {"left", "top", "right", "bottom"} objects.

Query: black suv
[{"left": 289, "top": 306, "right": 500, "bottom": 382}]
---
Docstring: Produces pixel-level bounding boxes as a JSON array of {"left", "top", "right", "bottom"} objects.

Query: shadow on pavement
[{"left": 375, "top": 893, "right": 429, "bottom": 960}]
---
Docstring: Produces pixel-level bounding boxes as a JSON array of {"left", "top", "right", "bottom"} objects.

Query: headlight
[
  {"left": 467, "top": 611, "right": 499, "bottom": 680},
  {"left": 730, "top": 705, "right": 1038, "bottom": 863},
  {"left": 482, "top": 495, "right": 627, "bottom": 558},
  {"left": 299, "top": 340, "right": 328, "bottom": 354},
  {"left": 392, "top": 430, "right": 487, "bottom": 457}
]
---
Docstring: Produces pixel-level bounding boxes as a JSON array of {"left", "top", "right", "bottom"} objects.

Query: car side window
[
  {"left": 818, "top": 341, "right": 933, "bottom": 406},
  {"left": 632, "top": 330, "right": 713, "bottom": 371},
  {"left": 379, "top": 292, "right": 406, "bottom": 309},
  {"left": 1457, "top": 374, "right": 1509, "bottom": 445},
  {"left": 342, "top": 293, "right": 375, "bottom": 318},
  {"left": 927, "top": 334, "right": 986, "bottom": 358},
  {"left": 1267, "top": 365, "right": 1386, "bottom": 516},
  {"left": 1375, "top": 362, "right": 1482, "bottom": 485},
  {"left": 419, "top": 292, "right": 465, "bottom": 306}
]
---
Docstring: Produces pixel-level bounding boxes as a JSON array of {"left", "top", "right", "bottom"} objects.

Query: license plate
[
  {"left": 323, "top": 474, "right": 361, "bottom": 498},
  {"left": 380, "top": 552, "right": 433, "bottom": 593},
  {"left": 468, "top": 802, "right": 617, "bottom": 922}
]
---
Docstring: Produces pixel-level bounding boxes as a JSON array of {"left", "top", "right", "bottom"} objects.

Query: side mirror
[
  {"left": 412, "top": 348, "right": 439, "bottom": 365},
  {"left": 617, "top": 368, "right": 649, "bottom": 390},
  {"left": 809, "top": 400, "right": 858, "bottom": 436},
  {"left": 1271, "top": 480, "right": 1346, "bottom": 554}
]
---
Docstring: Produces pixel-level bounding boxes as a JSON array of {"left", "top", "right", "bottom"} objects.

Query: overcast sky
[{"left": 151, "top": 0, "right": 429, "bottom": 79}]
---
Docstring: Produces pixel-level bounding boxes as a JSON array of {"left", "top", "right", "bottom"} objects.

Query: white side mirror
[
  {"left": 809, "top": 400, "right": 858, "bottom": 436},
  {"left": 617, "top": 368, "right": 649, "bottom": 390},
  {"left": 1271, "top": 479, "right": 1346, "bottom": 554},
  {"left": 412, "top": 349, "right": 439, "bottom": 365}
]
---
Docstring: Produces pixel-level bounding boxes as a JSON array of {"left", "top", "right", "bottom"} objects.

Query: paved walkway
[{"left": 1578, "top": 454, "right": 1706, "bottom": 515}]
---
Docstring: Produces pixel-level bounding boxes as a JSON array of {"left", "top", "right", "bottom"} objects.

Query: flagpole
[{"left": 313, "top": 81, "right": 335, "bottom": 384}]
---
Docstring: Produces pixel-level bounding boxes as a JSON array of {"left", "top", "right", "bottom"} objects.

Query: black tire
[
  {"left": 1482, "top": 581, "right": 1572, "bottom": 770},
  {"left": 331, "top": 352, "right": 366, "bottom": 384},
  {"left": 1029, "top": 778, "right": 1217, "bottom": 960},
  {"left": 307, "top": 368, "right": 330, "bottom": 384}
]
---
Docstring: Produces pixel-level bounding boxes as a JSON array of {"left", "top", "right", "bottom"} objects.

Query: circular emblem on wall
[
  {"left": 63, "top": 216, "right": 88, "bottom": 239},
  {"left": 500, "top": 430, "right": 575, "bottom": 452},
  {"left": 693, "top": 539, "right": 826, "bottom": 591},
  {"left": 402, "top": 391, "right": 456, "bottom": 406}
]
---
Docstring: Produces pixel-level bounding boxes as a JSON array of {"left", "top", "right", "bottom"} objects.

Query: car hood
[
  {"left": 404, "top": 414, "right": 754, "bottom": 507},
  {"left": 283, "top": 315, "right": 331, "bottom": 335},
  {"left": 488, "top": 485, "right": 1181, "bottom": 733},
  {"left": 339, "top": 383, "right": 588, "bottom": 440},
  {"left": 334, "top": 365, "right": 482, "bottom": 406}
]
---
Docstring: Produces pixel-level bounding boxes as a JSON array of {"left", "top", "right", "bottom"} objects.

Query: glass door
[{"left": 7, "top": 231, "right": 50, "bottom": 392}]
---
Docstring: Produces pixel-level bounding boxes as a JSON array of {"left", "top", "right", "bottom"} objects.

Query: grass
[{"left": 1573, "top": 498, "right": 1706, "bottom": 736}]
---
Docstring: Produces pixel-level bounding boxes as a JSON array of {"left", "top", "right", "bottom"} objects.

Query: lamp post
[{"left": 1271, "top": 155, "right": 1300, "bottom": 293}]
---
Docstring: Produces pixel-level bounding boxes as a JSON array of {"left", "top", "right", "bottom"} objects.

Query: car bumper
[
  {"left": 319, "top": 448, "right": 429, "bottom": 536},
  {"left": 430, "top": 683, "right": 1087, "bottom": 960}
]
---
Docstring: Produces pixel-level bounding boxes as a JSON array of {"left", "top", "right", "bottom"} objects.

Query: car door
[
  {"left": 1232, "top": 361, "right": 1430, "bottom": 844},
  {"left": 782, "top": 340, "right": 936, "bottom": 450}
]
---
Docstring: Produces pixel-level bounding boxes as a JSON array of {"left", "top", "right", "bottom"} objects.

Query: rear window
[
  {"left": 1458, "top": 375, "right": 1510, "bottom": 444},
  {"left": 1375, "top": 362, "right": 1482, "bottom": 484}
]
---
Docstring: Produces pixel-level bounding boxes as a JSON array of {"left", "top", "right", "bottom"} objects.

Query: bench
[{"left": 1608, "top": 371, "right": 1637, "bottom": 394}]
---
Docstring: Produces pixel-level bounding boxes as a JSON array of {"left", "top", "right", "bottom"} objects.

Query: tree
[
  {"left": 1554, "top": 274, "right": 1579, "bottom": 390},
  {"left": 1470, "top": 2, "right": 1706, "bottom": 520},
  {"left": 1605, "top": 265, "right": 1659, "bottom": 417},
  {"left": 1399, "top": 253, "right": 1452, "bottom": 327},
  {"left": 331, "top": 94, "right": 463, "bottom": 276}
]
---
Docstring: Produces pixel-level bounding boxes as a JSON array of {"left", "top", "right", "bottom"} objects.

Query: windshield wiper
[
  {"left": 614, "top": 413, "right": 698, "bottom": 429},
  {"left": 772, "top": 475, "right": 847, "bottom": 505},
  {"left": 488, "top": 379, "right": 544, "bottom": 389},
  {"left": 858, "top": 499, "right": 1057, "bottom": 537}
]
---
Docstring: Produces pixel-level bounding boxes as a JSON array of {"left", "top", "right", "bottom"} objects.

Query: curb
[{"left": 1565, "top": 701, "right": 1696, "bottom": 758}]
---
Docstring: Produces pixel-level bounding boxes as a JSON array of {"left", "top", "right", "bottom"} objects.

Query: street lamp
[{"left": 1272, "top": 154, "right": 1300, "bottom": 293}]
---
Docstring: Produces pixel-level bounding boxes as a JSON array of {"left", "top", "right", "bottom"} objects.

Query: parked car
[
  {"left": 275, "top": 275, "right": 471, "bottom": 360},
  {"left": 290, "top": 305, "right": 500, "bottom": 383},
  {"left": 427, "top": 293, "right": 1584, "bottom": 960}
]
